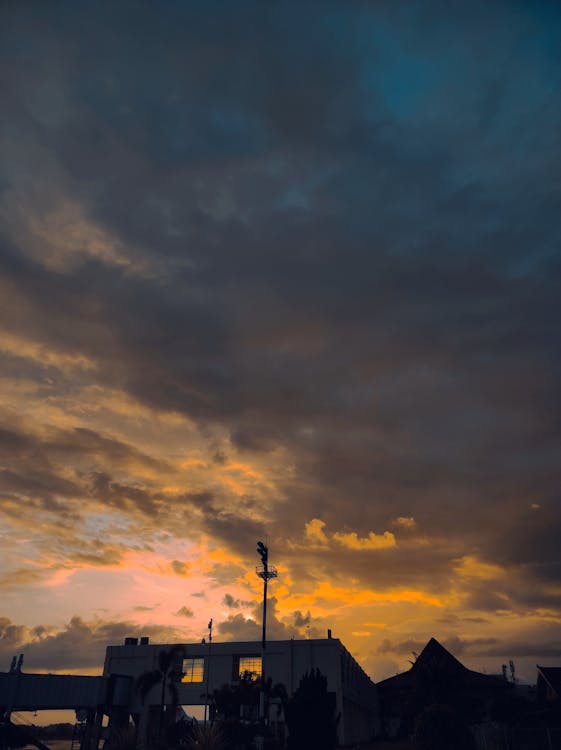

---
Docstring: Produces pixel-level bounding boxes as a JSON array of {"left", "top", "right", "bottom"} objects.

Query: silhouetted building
[
  {"left": 104, "top": 636, "right": 378, "bottom": 746},
  {"left": 537, "top": 666, "right": 561, "bottom": 705},
  {"left": 377, "top": 637, "right": 511, "bottom": 738}
]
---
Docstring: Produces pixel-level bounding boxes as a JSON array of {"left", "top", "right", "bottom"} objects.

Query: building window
[
  {"left": 233, "top": 655, "right": 262, "bottom": 680},
  {"left": 182, "top": 657, "right": 205, "bottom": 683}
]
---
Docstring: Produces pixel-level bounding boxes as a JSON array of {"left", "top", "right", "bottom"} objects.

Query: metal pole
[
  {"left": 261, "top": 568, "right": 268, "bottom": 729},
  {"left": 262, "top": 564, "right": 268, "bottom": 652},
  {"left": 256, "top": 542, "right": 277, "bottom": 729},
  {"left": 203, "top": 619, "right": 212, "bottom": 724}
]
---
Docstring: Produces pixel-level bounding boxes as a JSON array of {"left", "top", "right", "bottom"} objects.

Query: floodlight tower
[
  {"left": 256, "top": 541, "right": 277, "bottom": 651},
  {"left": 256, "top": 541, "right": 277, "bottom": 725}
]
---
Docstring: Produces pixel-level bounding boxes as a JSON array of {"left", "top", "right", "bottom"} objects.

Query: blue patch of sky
[
  {"left": 354, "top": 4, "right": 561, "bottom": 134},
  {"left": 206, "top": 107, "right": 271, "bottom": 157},
  {"left": 360, "top": 37, "right": 440, "bottom": 125},
  {"left": 324, "top": 4, "right": 561, "bottom": 269},
  {"left": 82, "top": 511, "right": 131, "bottom": 543},
  {"left": 275, "top": 166, "right": 339, "bottom": 212}
]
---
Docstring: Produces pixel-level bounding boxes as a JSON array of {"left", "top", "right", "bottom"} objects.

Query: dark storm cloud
[
  {"left": 201, "top": 512, "right": 265, "bottom": 557},
  {"left": 436, "top": 615, "right": 490, "bottom": 626},
  {"left": 0, "top": 468, "right": 80, "bottom": 507},
  {"left": 71, "top": 540, "right": 125, "bottom": 567},
  {"left": 490, "top": 505, "right": 561, "bottom": 569},
  {"left": 87, "top": 473, "right": 157, "bottom": 515},
  {"left": 0, "top": 246, "right": 235, "bottom": 419},
  {"left": 0, "top": 416, "right": 169, "bottom": 479},
  {"left": 222, "top": 594, "right": 248, "bottom": 610},
  {"left": 0, "top": 616, "right": 181, "bottom": 671},
  {"left": 376, "top": 634, "right": 561, "bottom": 664},
  {"left": 463, "top": 576, "right": 561, "bottom": 617},
  {"left": 217, "top": 613, "right": 262, "bottom": 642},
  {"left": 377, "top": 638, "right": 426, "bottom": 657},
  {"left": 0, "top": 415, "right": 169, "bottom": 521},
  {"left": 171, "top": 560, "right": 190, "bottom": 577},
  {"left": 293, "top": 611, "right": 311, "bottom": 629},
  {"left": 174, "top": 606, "right": 194, "bottom": 618},
  {"left": 217, "top": 598, "right": 294, "bottom": 642},
  {"left": 1, "top": 0, "right": 561, "bottom": 617},
  {"left": 474, "top": 640, "right": 561, "bottom": 659},
  {"left": 0, "top": 568, "right": 49, "bottom": 588}
]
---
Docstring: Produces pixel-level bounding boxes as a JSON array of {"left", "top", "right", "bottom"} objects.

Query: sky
[{"left": 1, "top": 0, "right": 561, "bottom": 687}]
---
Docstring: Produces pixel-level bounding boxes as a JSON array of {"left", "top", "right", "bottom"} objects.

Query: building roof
[
  {"left": 537, "top": 666, "right": 561, "bottom": 699},
  {"left": 412, "top": 637, "right": 467, "bottom": 674},
  {"left": 377, "top": 637, "right": 505, "bottom": 691}
]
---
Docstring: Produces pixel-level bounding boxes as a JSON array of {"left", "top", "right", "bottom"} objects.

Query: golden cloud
[
  {"left": 333, "top": 530, "right": 396, "bottom": 550},
  {"left": 393, "top": 516, "right": 416, "bottom": 529},
  {"left": 454, "top": 555, "right": 505, "bottom": 581},
  {"left": 0, "top": 330, "right": 97, "bottom": 372},
  {"left": 304, "top": 518, "right": 329, "bottom": 548},
  {"left": 302, "top": 518, "right": 396, "bottom": 551}
]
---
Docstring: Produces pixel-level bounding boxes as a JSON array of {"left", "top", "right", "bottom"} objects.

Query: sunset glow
[{"left": 1, "top": 1, "right": 560, "bottom": 689}]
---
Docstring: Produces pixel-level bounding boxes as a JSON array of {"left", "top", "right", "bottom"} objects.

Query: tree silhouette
[
  {"left": 213, "top": 671, "right": 260, "bottom": 721},
  {"left": 136, "top": 646, "right": 184, "bottom": 750},
  {"left": 284, "top": 668, "right": 339, "bottom": 750},
  {"left": 414, "top": 704, "right": 476, "bottom": 750},
  {"left": 211, "top": 673, "right": 287, "bottom": 750}
]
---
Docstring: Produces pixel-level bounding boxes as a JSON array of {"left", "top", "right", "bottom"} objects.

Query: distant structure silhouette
[{"left": 377, "top": 638, "right": 511, "bottom": 739}]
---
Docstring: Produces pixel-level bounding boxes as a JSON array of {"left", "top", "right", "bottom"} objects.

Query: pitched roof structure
[
  {"left": 377, "top": 637, "right": 505, "bottom": 691},
  {"left": 537, "top": 666, "right": 561, "bottom": 700},
  {"left": 376, "top": 637, "right": 512, "bottom": 737},
  {"left": 412, "top": 637, "right": 466, "bottom": 673}
]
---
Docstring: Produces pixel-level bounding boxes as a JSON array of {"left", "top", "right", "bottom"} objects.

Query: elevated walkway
[{"left": 0, "top": 672, "right": 106, "bottom": 711}]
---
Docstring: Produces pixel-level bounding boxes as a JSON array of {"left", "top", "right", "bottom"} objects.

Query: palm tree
[{"left": 136, "top": 647, "right": 184, "bottom": 750}]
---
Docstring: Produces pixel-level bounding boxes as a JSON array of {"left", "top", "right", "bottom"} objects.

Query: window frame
[
  {"left": 232, "top": 654, "right": 262, "bottom": 681},
  {"left": 181, "top": 656, "right": 205, "bottom": 683}
]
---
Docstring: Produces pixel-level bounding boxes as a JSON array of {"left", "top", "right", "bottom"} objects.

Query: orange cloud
[
  {"left": 225, "top": 462, "right": 264, "bottom": 480},
  {"left": 333, "top": 530, "right": 396, "bottom": 550},
  {"left": 454, "top": 556, "right": 504, "bottom": 580},
  {"left": 393, "top": 516, "right": 416, "bottom": 529},
  {"left": 304, "top": 518, "right": 329, "bottom": 548},
  {"left": 282, "top": 580, "right": 446, "bottom": 614},
  {"left": 302, "top": 519, "right": 396, "bottom": 551},
  {"left": 0, "top": 330, "right": 97, "bottom": 372}
]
